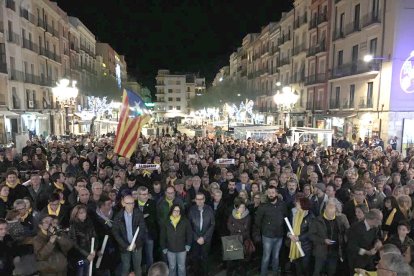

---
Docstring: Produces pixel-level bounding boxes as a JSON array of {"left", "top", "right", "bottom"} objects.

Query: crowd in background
[{"left": 0, "top": 133, "right": 413, "bottom": 276}]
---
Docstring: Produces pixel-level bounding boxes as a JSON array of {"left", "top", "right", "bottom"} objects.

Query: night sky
[{"left": 56, "top": 0, "right": 293, "bottom": 92}]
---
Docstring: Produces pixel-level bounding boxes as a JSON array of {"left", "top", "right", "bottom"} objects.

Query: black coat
[
  {"left": 0, "top": 235, "right": 16, "bottom": 275},
  {"left": 227, "top": 211, "right": 251, "bottom": 241},
  {"left": 7, "top": 184, "right": 32, "bottom": 205},
  {"left": 160, "top": 217, "right": 192, "bottom": 252},
  {"left": 346, "top": 220, "right": 381, "bottom": 271},
  {"left": 0, "top": 198, "right": 11, "bottom": 219},
  {"left": 209, "top": 200, "right": 230, "bottom": 237},
  {"left": 255, "top": 200, "right": 288, "bottom": 238},
  {"left": 68, "top": 219, "right": 97, "bottom": 260},
  {"left": 309, "top": 214, "right": 349, "bottom": 259},
  {"left": 287, "top": 210, "right": 314, "bottom": 254},
  {"left": 28, "top": 184, "right": 50, "bottom": 211},
  {"left": 188, "top": 204, "right": 215, "bottom": 243},
  {"left": 137, "top": 199, "right": 158, "bottom": 240},
  {"left": 112, "top": 208, "right": 147, "bottom": 252}
]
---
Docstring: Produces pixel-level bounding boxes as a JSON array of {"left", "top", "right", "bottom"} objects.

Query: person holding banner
[
  {"left": 286, "top": 195, "right": 314, "bottom": 276},
  {"left": 112, "top": 194, "right": 147, "bottom": 276}
]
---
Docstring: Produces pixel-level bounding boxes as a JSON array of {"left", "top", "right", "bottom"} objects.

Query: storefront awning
[{"left": 0, "top": 111, "right": 19, "bottom": 117}]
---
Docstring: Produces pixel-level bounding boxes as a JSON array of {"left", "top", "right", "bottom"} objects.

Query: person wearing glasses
[
  {"left": 112, "top": 194, "right": 147, "bottom": 276},
  {"left": 160, "top": 204, "right": 192, "bottom": 276},
  {"left": 188, "top": 192, "right": 215, "bottom": 276},
  {"left": 346, "top": 209, "right": 383, "bottom": 274},
  {"left": 137, "top": 186, "right": 158, "bottom": 270}
]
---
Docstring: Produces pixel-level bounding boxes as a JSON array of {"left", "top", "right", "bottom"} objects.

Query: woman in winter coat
[
  {"left": 287, "top": 195, "right": 314, "bottom": 276},
  {"left": 160, "top": 203, "right": 192, "bottom": 276},
  {"left": 226, "top": 197, "right": 251, "bottom": 276},
  {"left": 68, "top": 204, "right": 97, "bottom": 276}
]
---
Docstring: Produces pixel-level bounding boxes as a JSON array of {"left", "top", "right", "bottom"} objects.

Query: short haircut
[
  {"left": 48, "top": 192, "right": 60, "bottom": 203},
  {"left": 148, "top": 261, "right": 169, "bottom": 276},
  {"left": 137, "top": 186, "right": 148, "bottom": 193},
  {"left": 92, "top": 182, "right": 103, "bottom": 189},
  {"left": 13, "top": 199, "right": 26, "bottom": 209},
  {"left": 298, "top": 197, "right": 312, "bottom": 211},
  {"left": 365, "top": 209, "right": 382, "bottom": 221}
]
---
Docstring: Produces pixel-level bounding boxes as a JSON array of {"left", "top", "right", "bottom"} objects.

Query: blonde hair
[{"left": 70, "top": 204, "right": 88, "bottom": 223}]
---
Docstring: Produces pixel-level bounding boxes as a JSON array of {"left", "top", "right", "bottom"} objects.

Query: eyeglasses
[
  {"left": 124, "top": 202, "right": 135, "bottom": 205},
  {"left": 139, "top": 193, "right": 148, "bottom": 196},
  {"left": 195, "top": 198, "right": 204, "bottom": 201}
]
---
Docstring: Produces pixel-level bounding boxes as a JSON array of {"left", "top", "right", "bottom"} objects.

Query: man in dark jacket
[
  {"left": 346, "top": 209, "right": 383, "bottom": 273},
  {"left": 157, "top": 186, "right": 184, "bottom": 225},
  {"left": 137, "top": 186, "right": 158, "bottom": 269},
  {"left": 188, "top": 192, "right": 215, "bottom": 276},
  {"left": 255, "top": 185, "right": 288, "bottom": 276},
  {"left": 4, "top": 171, "right": 32, "bottom": 204},
  {"left": 112, "top": 194, "right": 147, "bottom": 276},
  {"left": 0, "top": 218, "right": 15, "bottom": 275}
]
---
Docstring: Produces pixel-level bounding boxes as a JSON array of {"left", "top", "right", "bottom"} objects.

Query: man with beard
[
  {"left": 222, "top": 180, "right": 239, "bottom": 206},
  {"left": 255, "top": 185, "right": 288, "bottom": 276}
]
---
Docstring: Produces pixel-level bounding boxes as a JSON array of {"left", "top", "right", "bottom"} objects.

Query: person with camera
[
  {"left": 41, "top": 192, "right": 70, "bottom": 229},
  {"left": 112, "top": 194, "right": 147, "bottom": 276},
  {"left": 68, "top": 204, "right": 97, "bottom": 276},
  {"left": 32, "top": 213, "right": 73, "bottom": 276}
]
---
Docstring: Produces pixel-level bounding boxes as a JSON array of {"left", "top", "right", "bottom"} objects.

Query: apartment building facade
[
  {"left": 0, "top": 0, "right": 126, "bottom": 142},
  {"left": 154, "top": 69, "right": 205, "bottom": 121},
  {"left": 222, "top": 0, "right": 414, "bottom": 148}
]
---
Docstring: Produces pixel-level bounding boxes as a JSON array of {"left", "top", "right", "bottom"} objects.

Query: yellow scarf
[
  {"left": 21, "top": 210, "right": 30, "bottom": 221},
  {"left": 0, "top": 195, "right": 7, "bottom": 202},
  {"left": 170, "top": 215, "right": 180, "bottom": 229},
  {"left": 354, "top": 199, "right": 369, "bottom": 209},
  {"left": 384, "top": 208, "right": 397, "bottom": 241},
  {"left": 289, "top": 209, "right": 306, "bottom": 261},
  {"left": 166, "top": 198, "right": 173, "bottom": 208},
  {"left": 138, "top": 200, "right": 146, "bottom": 207},
  {"left": 353, "top": 271, "right": 377, "bottom": 276},
  {"left": 47, "top": 204, "right": 61, "bottom": 216},
  {"left": 5, "top": 181, "right": 18, "bottom": 189},
  {"left": 323, "top": 211, "right": 336, "bottom": 221},
  {"left": 142, "top": 170, "right": 151, "bottom": 177},
  {"left": 235, "top": 211, "right": 242, "bottom": 219},
  {"left": 54, "top": 182, "right": 64, "bottom": 191},
  {"left": 296, "top": 167, "right": 302, "bottom": 180}
]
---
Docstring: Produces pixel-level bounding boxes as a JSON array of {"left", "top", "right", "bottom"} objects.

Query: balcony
[
  {"left": 333, "top": 29, "right": 345, "bottom": 41},
  {"left": 0, "top": 22, "right": 4, "bottom": 33},
  {"left": 307, "top": 41, "right": 326, "bottom": 57},
  {"left": 342, "top": 100, "right": 354, "bottom": 109},
  {"left": 0, "top": 63, "right": 7, "bottom": 74},
  {"left": 269, "top": 46, "right": 278, "bottom": 55},
  {"left": 309, "top": 16, "right": 318, "bottom": 30},
  {"left": 331, "top": 61, "right": 379, "bottom": 79},
  {"left": 278, "top": 33, "right": 291, "bottom": 46},
  {"left": 294, "top": 14, "right": 308, "bottom": 29},
  {"left": 37, "top": 19, "right": 46, "bottom": 30},
  {"left": 63, "top": 48, "right": 69, "bottom": 56},
  {"left": 20, "top": 8, "right": 36, "bottom": 25},
  {"left": 10, "top": 69, "right": 24, "bottom": 82},
  {"left": 329, "top": 99, "right": 340, "bottom": 109},
  {"left": 24, "top": 73, "right": 39, "bottom": 85},
  {"left": 293, "top": 43, "right": 306, "bottom": 56},
  {"left": 6, "top": 0, "right": 15, "bottom": 11},
  {"left": 279, "top": 57, "right": 290, "bottom": 66},
  {"left": 362, "top": 11, "right": 381, "bottom": 28},
  {"left": 39, "top": 76, "right": 54, "bottom": 87},
  {"left": 314, "top": 102, "right": 324, "bottom": 111},
  {"left": 45, "top": 23, "right": 58, "bottom": 37},
  {"left": 358, "top": 97, "right": 373, "bottom": 109},
  {"left": 306, "top": 101, "right": 313, "bottom": 110},
  {"left": 7, "top": 31, "right": 20, "bottom": 45},
  {"left": 344, "top": 21, "right": 361, "bottom": 36},
  {"left": 291, "top": 71, "right": 305, "bottom": 83},
  {"left": 305, "top": 73, "right": 327, "bottom": 85},
  {"left": 335, "top": 0, "right": 342, "bottom": 3},
  {"left": 40, "top": 48, "right": 61, "bottom": 63},
  {"left": 317, "top": 12, "right": 328, "bottom": 25},
  {"left": 70, "top": 43, "right": 80, "bottom": 52},
  {"left": 22, "top": 38, "right": 39, "bottom": 53}
]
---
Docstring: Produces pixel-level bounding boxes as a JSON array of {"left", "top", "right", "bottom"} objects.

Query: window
[
  {"left": 354, "top": 4, "right": 361, "bottom": 29},
  {"left": 352, "top": 45, "right": 359, "bottom": 62},
  {"left": 372, "top": 0, "right": 380, "bottom": 18},
  {"left": 168, "top": 106, "right": 173, "bottom": 110},
  {"left": 187, "top": 87, "right": 190, "bottom": 92},
  {"left": 176, "top": 97, "right": 181, "bottom": 101},
  {"left": 369, "top": 38, "right": 378, "bottom": 56},
  {"left": 176, "top": 106, "right": 181, "bottom": 110},
  {"left": 337, "top": 50, "right": 343, "bottom": 66},
  {"left": 168, "top": 89, "right": 173, "bottom": 93},
  {"left": 0, "top": 44, "right": 6, "bottom": 64},
  {"left": 168, "top": 97, "right": 173, "bottom": 102},
  {"left": 339, "top": 13, "right": 345, "bottom": 34},
  {"left": 176, "top": 80, "right": 181, "bottom": 85},
  {"left": 367, "top": 82, "right": 373, "bottom": 106},
  {"left": 349, "top": 84, "right": 355, "bottom": 107}
]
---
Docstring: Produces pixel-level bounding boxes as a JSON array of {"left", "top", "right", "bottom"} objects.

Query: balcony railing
[
  {"left": 10, "top": 69, "right": 24, "bottom": 82},
  {"left": 22, "top": 38, "right": 39, "bottom": 53},
  {"left": 24, "top": 73, "right": 39, "bottom": 85},
  {"left": 19, "top": 8, "right": 36, "bottom": 25},
  {"left": 7, "top": 31, "right": 20, "bottom": 44},
  {"left": 331, "top": 61, "right": 379, "bottom": 79},
  {"left": 333, "top": 29, "right": 345, "bottom": 41},
  {"left": 305, "top": 73, "right": 327, "bottom": 85},
  {"left": 294, "top": 14, "right": 308, "bottom": 29},
  {"left": 329, "top": 99, "right": 341, "bottom": 109},
  {"left": 344, "top": 21, "right": 361, "bottom": 36},
  {"left": 309, "top": 16, "right": 318, "bottom": 30},
  {"left": 318, "top": 12, "right": 328, "bottom": 25},
  {"left": 279, "top": 57, "right": 290, "bottom": 66},
  {"left": 358, "top": 97, "right": 373, "bottom": 109},
  {"left": 307, "top": 41, "right": 326, "bottom": 56},
  {"left": 362, "top": 11, "right": 381, "bottom": 28},
  {"left": 45, "top": 23, "right": 58, "bottom": 37},
  {"left": 39, "top": 76, "right": 54, "bottom": 87},
  {"left": 293, "top": 43, "right": 307, "bottom": 56},
  {"left": 306, "top": 101, "right": 313, "bottom": 110},
  {"left": 37, "top": 19, "right": 46, "bottom": 29},
  {"left": 314, "top": 102, "right": 324, "bottom": 110},
  {"left": 291, "top": 71, "right": 305, "bottom": 83},
  {"left": 0, "top": 63, "right": 7, "bottom": 74},
  {"left": 278, "top": 33, "right": 291, "bottom": 46},
  {"left": 6, "top": 0, "right": 15, "bottom": 11},
  {"left": 342, "top": 100, "right": 354, "bottom": 109}
]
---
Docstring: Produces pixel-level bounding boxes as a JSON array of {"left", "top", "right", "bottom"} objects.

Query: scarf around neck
[
  {"left": 47, "top": 203, "right": 61, "bottom": 216},
  {"left": 289, "top": 209, "right": 307, "bottom": 261},
  {"left": 170, "top": 215, "right": 181, "bottom": 229}
]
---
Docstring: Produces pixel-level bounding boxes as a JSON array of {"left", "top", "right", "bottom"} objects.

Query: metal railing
[
  {"left": 293, "top": 43, "right": 307, "bottom": 56},
  {"left": 294, "top": 13, "right": 308, "bottom": 29},
  {"left": 362, "top": 11, "right": 381, "bottom": 28},
  {"left": 329, "top": 99, "right": 340, "bottom": 109},
  {"left": 358, "top": 97, "right": 373, "bottom": 109},
  {"left": 331, "top": 61, "right": 379, "bottom": 79},
  {"left": 6, "top": 0, "right": 15, "bottom": 11},
  {"left": 0, "top": 63, "right": 7, "bottom": 74},
  {"left": 10, "top": 69, "right": 24, "bottom": 82},
  {"left": 305, "top": 73, "right": 326, "bottom": 85},
  {"left": 307, "top": 41, "right": 326, "bottom": 56},
  {"left": 19, "top": 8, "right": 36, "bottom": 25},
  {"left": 342, "top": 100, "right": 354, "bottom": 109},
  {"left": 7, "top": 31, "right": 20, "bottom": 44},
  {"left": 22, "top": 38, "right": 39, "bottom": 53}
]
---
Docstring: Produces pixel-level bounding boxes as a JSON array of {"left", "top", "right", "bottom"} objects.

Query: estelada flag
[{"left": 114, "top": 89, "right": 150, "bottom": 158}]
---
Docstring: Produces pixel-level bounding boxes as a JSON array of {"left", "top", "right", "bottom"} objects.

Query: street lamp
[
  {"left": 273, "top": 86, "right": 299, "bottom": 131},
  {"left": 52, "top": 79, "right": 79, "bottom": 135}
]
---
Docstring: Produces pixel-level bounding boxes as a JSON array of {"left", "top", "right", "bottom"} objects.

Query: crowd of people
[{"left": 0, "top": 133, "right": 413, "bottom": 276}]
